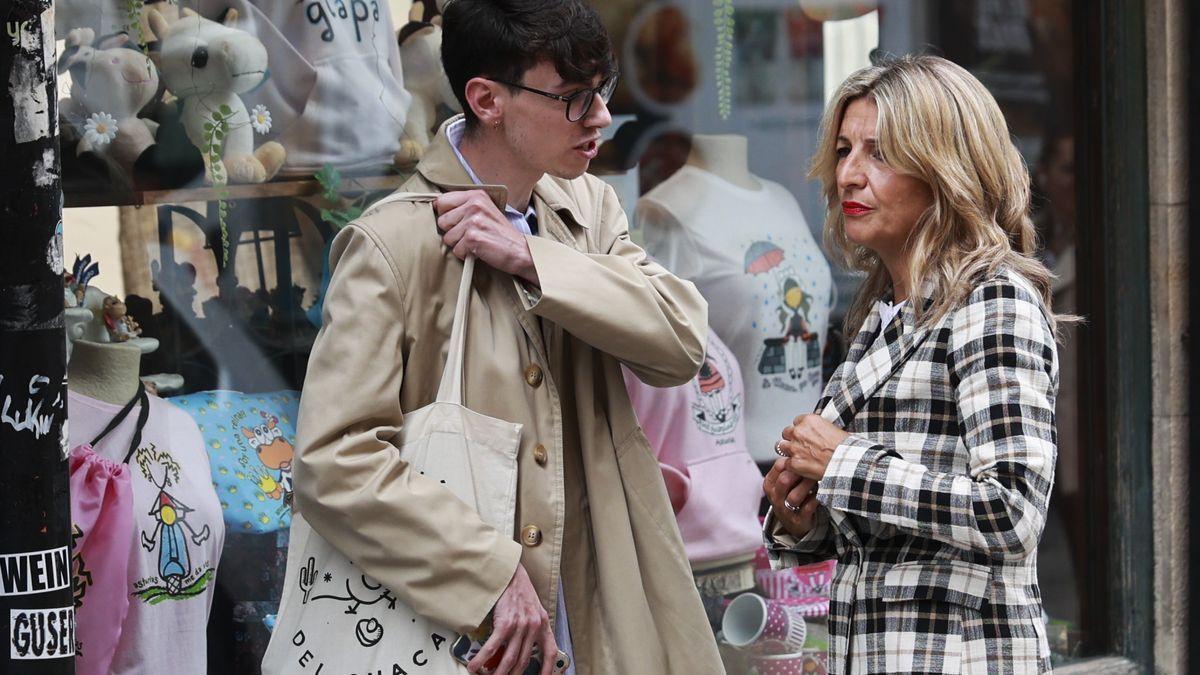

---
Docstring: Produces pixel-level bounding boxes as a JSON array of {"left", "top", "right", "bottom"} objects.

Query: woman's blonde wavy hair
[{"left": 811, "top": 54, "right": 1064, "bottom": 339}]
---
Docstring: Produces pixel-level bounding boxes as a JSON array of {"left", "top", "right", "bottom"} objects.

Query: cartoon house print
[
  {"left": 242, "top": 411, "right": 294, "bottom": 505},
  {"left": 690, "top": 350, "right": 742, "bottom": 437},
  {"left": 134, "top": 445, "right": 214, "bottom": 602},
  {"left": 745, "top": 241, "right": 820, "bottom": 381}
]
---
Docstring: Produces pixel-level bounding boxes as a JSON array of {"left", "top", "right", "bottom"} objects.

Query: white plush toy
[
  {"left": 394, "top": 1, "right": 460, "bottom": 166},
  {"left": 58, "top": 29, "right": 160, "bottom": 173},
  {"left": 148, "top": 8, "right": 285, "bottom": 184}
]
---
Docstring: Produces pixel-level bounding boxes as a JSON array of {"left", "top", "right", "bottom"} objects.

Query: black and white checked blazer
[{"left": 765, "top": 269, "right": 1058, "bottom": 674}]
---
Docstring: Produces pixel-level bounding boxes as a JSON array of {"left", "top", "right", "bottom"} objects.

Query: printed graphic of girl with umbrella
[{"left": 745, "top": 241, "right": 819, "bottom": 381}]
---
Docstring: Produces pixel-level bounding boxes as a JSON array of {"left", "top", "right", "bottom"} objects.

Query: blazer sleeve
[
  {"left": 762, "top": 505, "right": 839, "bottom": 568},
  {"left": 293, "top": 222, "right": 522, "bottom": 633},
  {"left": 520, "top": 184, "right": 708, "bottom": 387},
  {"left": 816, "top": 278, "right": 1058, "bottom": 562}
]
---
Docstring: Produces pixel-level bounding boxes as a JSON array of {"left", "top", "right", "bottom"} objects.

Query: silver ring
[
  {"left": 774, "top": 440, "right": 787, "bottom": 457},
  {"left": 784, "top": 500, "right": 802, "bottom": 512}
]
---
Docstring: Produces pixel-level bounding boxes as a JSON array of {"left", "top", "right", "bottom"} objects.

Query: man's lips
[
  {"left": 574, "top": 137, "right": 600, "bottom": 158},
  {"left": 842, "top": 201, "right": 873, "bottom": 216}
]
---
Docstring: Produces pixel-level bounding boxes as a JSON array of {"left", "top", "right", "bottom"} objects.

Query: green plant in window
[
  {"left": 713, "top": 0, "right": 734, "bottom": 120},
  {"left": 202, "top": 105, "right": 234, "bottom": 265},
  {"left": 124, "top": 0, "right": 149, "bottom": 51},
  {"left": 314, "top": 164, "right": 367, "bottom": 230}
]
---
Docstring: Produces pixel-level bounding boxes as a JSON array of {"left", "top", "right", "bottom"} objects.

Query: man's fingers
[
  {"left": 492, "top": 620, "right": 530, "bottom": 675},
  {"left": 434, "top": 189, "right": 479, "bottom": 214},
  {"left": 469, "top": 618, "right": 514, "bottom": 673},
  {"left": 538, "top": 623, "right": 559, "bottom": 675},
  {"left": 512, "top": 617, "right": 538, "bottom": 675}
]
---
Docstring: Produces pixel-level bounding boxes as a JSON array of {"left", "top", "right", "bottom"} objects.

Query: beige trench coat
[{"left": 294, "top": 121, "right": 724, "bottom": 674}]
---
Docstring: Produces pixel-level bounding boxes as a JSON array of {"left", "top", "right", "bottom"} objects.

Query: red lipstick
[{"left": 842, "top": 201, "right": 872, "bottom": 216}]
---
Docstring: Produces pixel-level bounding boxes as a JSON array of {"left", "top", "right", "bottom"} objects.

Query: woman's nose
[{"left": 837, "top": 153, "right": 866, "bottom": 192}]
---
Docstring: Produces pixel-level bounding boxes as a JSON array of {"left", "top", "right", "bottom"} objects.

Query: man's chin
[{"left": 548, "top": 162, "right": 590, "bottom": 181}]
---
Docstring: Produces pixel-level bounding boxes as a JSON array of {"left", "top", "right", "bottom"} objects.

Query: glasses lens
[
  {"left": 600, "top": 75, "right": 618, "bottom": 102},
  {"left": 567, "top": 91, "right": 591, "bottom": 122}
]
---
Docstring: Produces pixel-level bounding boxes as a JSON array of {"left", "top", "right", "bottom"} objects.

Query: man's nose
[{"left": 584, "top": 93, "right": 613, "bottom": 129}]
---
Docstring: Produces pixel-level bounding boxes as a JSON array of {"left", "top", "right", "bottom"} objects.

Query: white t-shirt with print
[
  {"left": 68, "top": 391, "right": 225, "bottom": 675},
  {"left": 639, "top": 165, "right": 834, "bottom": 461}
]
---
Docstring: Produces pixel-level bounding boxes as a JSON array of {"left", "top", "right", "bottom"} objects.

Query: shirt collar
[{"left": 446, "top": 118, "right": 537, "bottom": 223}]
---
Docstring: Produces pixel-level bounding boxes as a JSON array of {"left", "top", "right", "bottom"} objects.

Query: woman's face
[{"left": 835, "top": 97, "right": 933, "bottom": 266}]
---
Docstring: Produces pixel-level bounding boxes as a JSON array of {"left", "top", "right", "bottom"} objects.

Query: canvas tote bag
[{"left": 263, "top": 246, "right": 521, "bottom": 674}]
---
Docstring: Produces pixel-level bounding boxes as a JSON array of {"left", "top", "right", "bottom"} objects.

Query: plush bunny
[
  {"left": 58, "top": 29, "right": 160, "bottom": 173},
  {"left": 394, "top": 1, "right": 460, "bottom": 167},
  {"left": 148, "top": 8, "right": 285, "bottom": 184}
]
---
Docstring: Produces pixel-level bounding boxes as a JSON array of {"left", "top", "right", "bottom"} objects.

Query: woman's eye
[{"left": 835, "top": 147, "right": 850, "bottom": 159}]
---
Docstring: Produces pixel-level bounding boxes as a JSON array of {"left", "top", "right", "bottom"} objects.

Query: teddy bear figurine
[{"left": 102, "top": 295, "right": 142, "bottom": 342}]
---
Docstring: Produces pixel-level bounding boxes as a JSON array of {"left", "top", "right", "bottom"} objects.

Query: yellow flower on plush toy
[
  {"left": 84, "top": 112, "right": 118, "bottom": 146},
  {"left": 251, "top": 104, "right": 272, "bottom": 135}
]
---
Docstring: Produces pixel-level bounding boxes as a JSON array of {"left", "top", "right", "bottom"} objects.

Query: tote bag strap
[
  {"left": 366, "top": 190, "right": 474, "bottom": 407},
  {"left": 435, "top": 255, "right": 474, "bottom": 406}
]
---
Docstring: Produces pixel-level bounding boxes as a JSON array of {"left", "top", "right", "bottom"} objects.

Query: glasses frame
[{"left": 488, "top": 74, "right": 619, "bottom": 122}]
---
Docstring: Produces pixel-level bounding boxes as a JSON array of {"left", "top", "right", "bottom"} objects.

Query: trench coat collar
[
  {"left": 820, "top": 280, "right": 942, "bottom": 428},
  {"left": 417, "top": 116, "right": 590, "bottom": 234}
]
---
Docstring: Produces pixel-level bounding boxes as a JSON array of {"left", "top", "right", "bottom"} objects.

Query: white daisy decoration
[
  {"left": 251, "top": 104, "right": 272, "bottom": 134},
  {"left": 84, "top": 112, "right": 118, "bottom": 146}
]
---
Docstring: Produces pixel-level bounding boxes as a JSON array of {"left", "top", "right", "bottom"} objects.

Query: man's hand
[
  {"left": 436, "top": 190, "right": 540, "bottom": 287},
  {"left": 776, "top": 413, "right": 849, "bottom": 481},
  {"left": 469, "top": 563, "right": 557, "bottom": 675},
  {"left": 763, "top": 458, "right": 821, "bottom": 538}
]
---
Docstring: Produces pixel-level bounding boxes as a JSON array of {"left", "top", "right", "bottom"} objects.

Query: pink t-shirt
[{"left": 622, "top": 330, "right": 764, "bottom": 565}]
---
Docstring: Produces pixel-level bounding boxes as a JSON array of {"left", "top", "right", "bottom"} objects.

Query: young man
[{"left": 293, "top": 1, "right": 723, "bottom": 674}]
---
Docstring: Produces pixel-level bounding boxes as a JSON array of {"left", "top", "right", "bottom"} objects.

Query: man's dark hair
[{"left": 441, "top": 0, "right": 616, "bottom": 129}]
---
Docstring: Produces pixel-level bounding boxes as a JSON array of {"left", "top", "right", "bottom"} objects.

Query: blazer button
[
  {"left": 521, "top": 525, "right": 543, "bottom": 547},
  {"left": 533, "top": 444, "right": 548, "bottom": 466},
  {"left": 524, "top": 364, "right": 544, "bottom": 388}
]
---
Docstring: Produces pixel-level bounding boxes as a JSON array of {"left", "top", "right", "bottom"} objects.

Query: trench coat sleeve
[
  {"left": 762, "top": 506, "right": 838, "bottom": 568},
  {"left": 816, "top": 280, "right": 1058, "bottom": 562},
  {"left": 293, "top": 223, "right": 523, "bottom": 633},
  {"left": 522, "top": 185, "right": 708, "bottom": 387}
]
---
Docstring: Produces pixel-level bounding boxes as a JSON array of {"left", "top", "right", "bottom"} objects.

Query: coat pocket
[{"left": 881, "top": 559, "right": 993, "bottom": 610}]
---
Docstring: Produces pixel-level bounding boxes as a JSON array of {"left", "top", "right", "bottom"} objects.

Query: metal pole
[{"left": 0, "top": 0, "right": 75, "bottom": 672}]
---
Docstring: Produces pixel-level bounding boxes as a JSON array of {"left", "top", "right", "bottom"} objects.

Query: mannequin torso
[{"left": 685, "top": 134, "right": 763, "bottom": 191}]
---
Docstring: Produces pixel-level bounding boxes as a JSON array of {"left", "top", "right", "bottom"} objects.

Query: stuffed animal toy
[
  {"left": 148, "top": 8, "right": 285, "bottom": 184},
  {"left": 58, "top": 29, "right": 161, "bottom": 174},
  {"left": 394, "top": 1, "right": 460, "bottom": 167}
]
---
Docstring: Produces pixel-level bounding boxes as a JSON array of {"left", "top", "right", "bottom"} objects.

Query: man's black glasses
[{"left": 488, "top": 74, "right": 619, "bottom": 122}]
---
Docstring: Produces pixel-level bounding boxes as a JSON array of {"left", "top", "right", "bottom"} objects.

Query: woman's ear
[{"left": 463, "top": 77, "right": 504, "bottom": 128}]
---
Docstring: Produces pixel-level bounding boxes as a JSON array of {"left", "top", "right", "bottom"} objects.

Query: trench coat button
[
  {"left": 524, "top": 364, "right": 544, "bottom": 388},
  {"left": 521, "top": 525, "right": 543, "bottom": 547},
  {"left": 533, "top": 444, "right": 548, "bottom": 466}
]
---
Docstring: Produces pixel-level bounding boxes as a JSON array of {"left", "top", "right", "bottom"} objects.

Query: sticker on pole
[
  {"left": 0, "top": 547, "right": 70, "bottom": 597},
  {"left": 10, "top": 607, "right": 75, "bottom": 659}
]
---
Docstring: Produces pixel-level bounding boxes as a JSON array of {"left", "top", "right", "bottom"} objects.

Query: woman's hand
[
  {"left": 764, "top": 458, "right": 821, "bottom": 537},
  {"left": 776, "top": 413, "right": 850, "bottom": 481}
]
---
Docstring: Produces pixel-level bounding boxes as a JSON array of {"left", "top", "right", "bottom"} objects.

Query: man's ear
[{"left": 463, "top": 76, "right": 505, "bottom": 128}]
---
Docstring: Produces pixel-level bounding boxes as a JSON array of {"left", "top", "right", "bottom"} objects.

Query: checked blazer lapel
[{"left": 820, "top": 290, "right": 944, "bottom": 429}]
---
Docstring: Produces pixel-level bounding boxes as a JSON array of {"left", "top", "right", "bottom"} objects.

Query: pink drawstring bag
[{"left": 70, "top": 383, "right": 147, "bottom": 675}]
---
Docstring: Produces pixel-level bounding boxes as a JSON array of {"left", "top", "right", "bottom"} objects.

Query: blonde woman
[{"left": 763, "top": 55, "right": 1061, "bottom": 673}]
